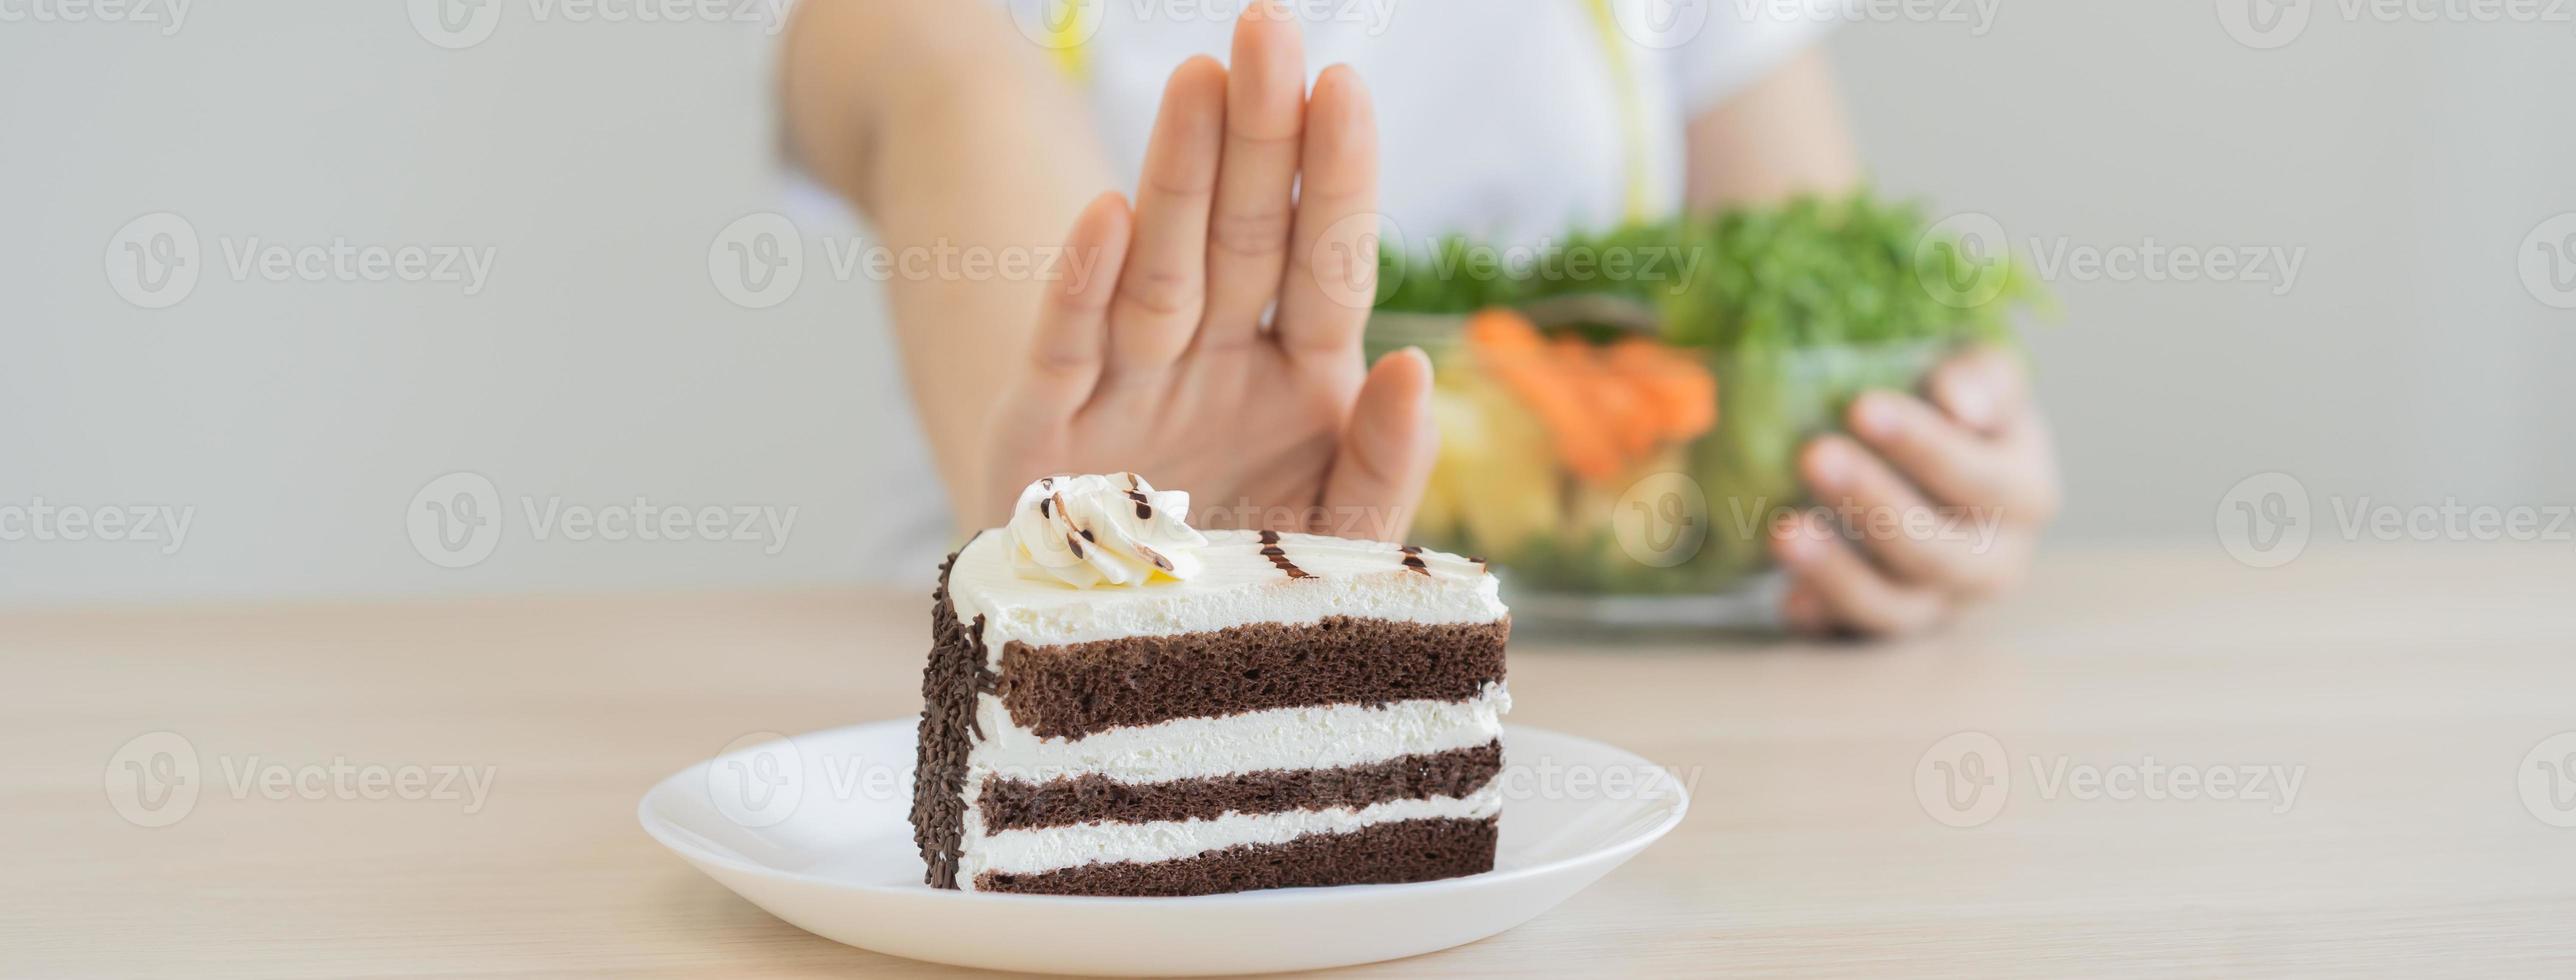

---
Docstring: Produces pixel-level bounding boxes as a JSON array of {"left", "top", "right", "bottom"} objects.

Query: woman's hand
[
  {"left": 980, "top": 6, "right": 1434, "bottom": 541},
  {"left": 1769, "top": 347, "right": 2061, "bottom": 637}
]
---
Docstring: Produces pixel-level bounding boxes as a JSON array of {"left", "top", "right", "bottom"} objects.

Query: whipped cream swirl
[{"left": 1007, "top": 473, "right": 1209, "bottom": 588}]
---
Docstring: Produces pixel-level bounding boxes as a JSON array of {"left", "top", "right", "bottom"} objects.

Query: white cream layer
[
  {"left": 949, "top": 528, "right": 1504, "bottom": 658},
  {"left": 958, "top": 780, "right": 1505, "bottom": 886},
  {"left": 963, "top": 683, "right": 1510, "bottom": 786}
]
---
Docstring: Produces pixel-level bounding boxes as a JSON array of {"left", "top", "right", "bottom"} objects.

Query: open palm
[{"left": 977, "top": 6, "right": 1433, "bottom": 541}]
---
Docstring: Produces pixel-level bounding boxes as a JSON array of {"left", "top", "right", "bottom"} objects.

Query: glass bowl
[{"left": 1367, "top": 304, "right": 1955, "bottom": 632}]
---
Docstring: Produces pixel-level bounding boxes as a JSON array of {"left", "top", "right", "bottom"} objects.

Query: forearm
[
  {"left": 1683, "top": 48, "right": 1862, "bottom": 211},
  {"left": 782, "top": 1, "right": 1116, "bottom": 509}
]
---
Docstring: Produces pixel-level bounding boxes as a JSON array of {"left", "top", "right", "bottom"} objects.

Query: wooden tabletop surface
[{"left": 11, "top": 542, "right": 2576, "bottom": 977}]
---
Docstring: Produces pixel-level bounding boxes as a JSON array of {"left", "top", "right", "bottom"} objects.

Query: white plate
[{"left": 639, "top": 720, "right": 1688, "bottom": 976}]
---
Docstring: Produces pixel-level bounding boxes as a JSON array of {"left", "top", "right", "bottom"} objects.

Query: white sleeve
[{"left": 1654, "top": 0, "right": 1845, "bottom": 117}]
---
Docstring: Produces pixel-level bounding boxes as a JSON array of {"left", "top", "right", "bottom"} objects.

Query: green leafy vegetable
[{"left": 1375, "top": 189, "right": 2046, "bottom": 349}]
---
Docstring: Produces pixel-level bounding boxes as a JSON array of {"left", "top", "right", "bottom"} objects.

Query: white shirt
[{"left": 1030, "top": 0, "right": 1839, "bottom": 246}]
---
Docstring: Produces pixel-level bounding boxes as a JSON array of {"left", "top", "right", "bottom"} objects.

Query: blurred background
[{"left": 6, "top": 1, "right": 2573, "bottom": 606}]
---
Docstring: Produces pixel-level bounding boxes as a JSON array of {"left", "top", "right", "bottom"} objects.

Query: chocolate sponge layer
[
  {"left": 973, "top": 816, "right": 1499, "bottom": 897},
  {"left": 995, "top": 616, "right": 1509, "bottom": 740},
  {"left": 977, "top": 741, "right": 1503, "bottom": 832}
]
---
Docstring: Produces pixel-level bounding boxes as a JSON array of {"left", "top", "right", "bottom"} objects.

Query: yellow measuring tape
[
  {"left": 1579, "top": 0, "right": 1654, "bottom": 223},
  {"left": 1042, "top": 0, "right": 1651, "bottom": 222},
  {"left": 1041, "top": 0, "right": 1094, "bottom": 81}
]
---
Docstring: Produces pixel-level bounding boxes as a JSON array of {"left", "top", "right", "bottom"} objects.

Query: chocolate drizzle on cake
[
  {"left": 1135, "top": 544, "right": 1173, "bottom": 572},
  {"left": 1399, "top": 545, "right": 1431, "bottom": 576},
  {"left": 1256, "top": 529, "right": 1312, "bottom": 580}
]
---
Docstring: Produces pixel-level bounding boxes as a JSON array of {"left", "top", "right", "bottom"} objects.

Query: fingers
[
  {"left": 1781, "top": 582, "right": 1833, "bottom": 635},
  {"left": 1771, "top": 511, "right": 1950, "bottom": 638},
  {"left": 1109, "top": 56, "right": 1226, "bottom": 379},
  {"left": 1926, "top": 346, "right": 2032, "bottom": 436},
  {"left": 1319, "top": 347, "right": 1435, "bottom": 541},
  {"left": 1273, "top": 64, "right": 1379, "bottom": 362},
  {"left": 1848, "top": 389, "right": 2060, "bottom": 525},
  {"left": 1800, "top": 436, "right": 2028, "bottom": 598},
  {"left": 1015, "top": 192, "right": 1134, "bottom": 406},
  {"left": 1197, "top": 0, "right": 1306, "bottom": 354}
]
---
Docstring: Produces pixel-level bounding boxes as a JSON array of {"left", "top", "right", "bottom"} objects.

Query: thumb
[{"left": 1319, "top": 347, "right": 1437, "bottom": 541}]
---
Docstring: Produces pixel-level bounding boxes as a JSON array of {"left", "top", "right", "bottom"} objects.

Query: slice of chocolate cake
[{"left": 912, "top": 474, "right": 1510, "bottom": 897}]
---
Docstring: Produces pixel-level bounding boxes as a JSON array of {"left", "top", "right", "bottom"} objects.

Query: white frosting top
[
  {"left": 950, "top": 527, "right": 1505, "bottom": 651},
  {"left": 1006, "top": 473, "right": 1208, "bottom": 588}
]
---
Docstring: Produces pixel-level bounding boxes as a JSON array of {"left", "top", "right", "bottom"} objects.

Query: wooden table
[{"left": 11, "top": 543, "right": 2576, "bottom": 977}]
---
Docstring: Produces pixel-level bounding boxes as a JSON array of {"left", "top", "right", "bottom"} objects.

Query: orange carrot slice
[
  {"left": 1606, "top": 337, "right": 1719, "bottom": 442},
  {"left": 1553, "top": 337, "right": 1656, "bottom": 465},
  {"left": 1464, "top": 309, "right": 1625, "bottom": 484}
]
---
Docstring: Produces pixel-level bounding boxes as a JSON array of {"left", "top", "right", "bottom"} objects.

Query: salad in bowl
[{"left": 1366, "top": 191, "right": 2046, "bottom": 627}]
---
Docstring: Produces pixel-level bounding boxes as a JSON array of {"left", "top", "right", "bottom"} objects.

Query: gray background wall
[{"left": 6, "top": 2, "right": 2571, "bottom": 605}]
